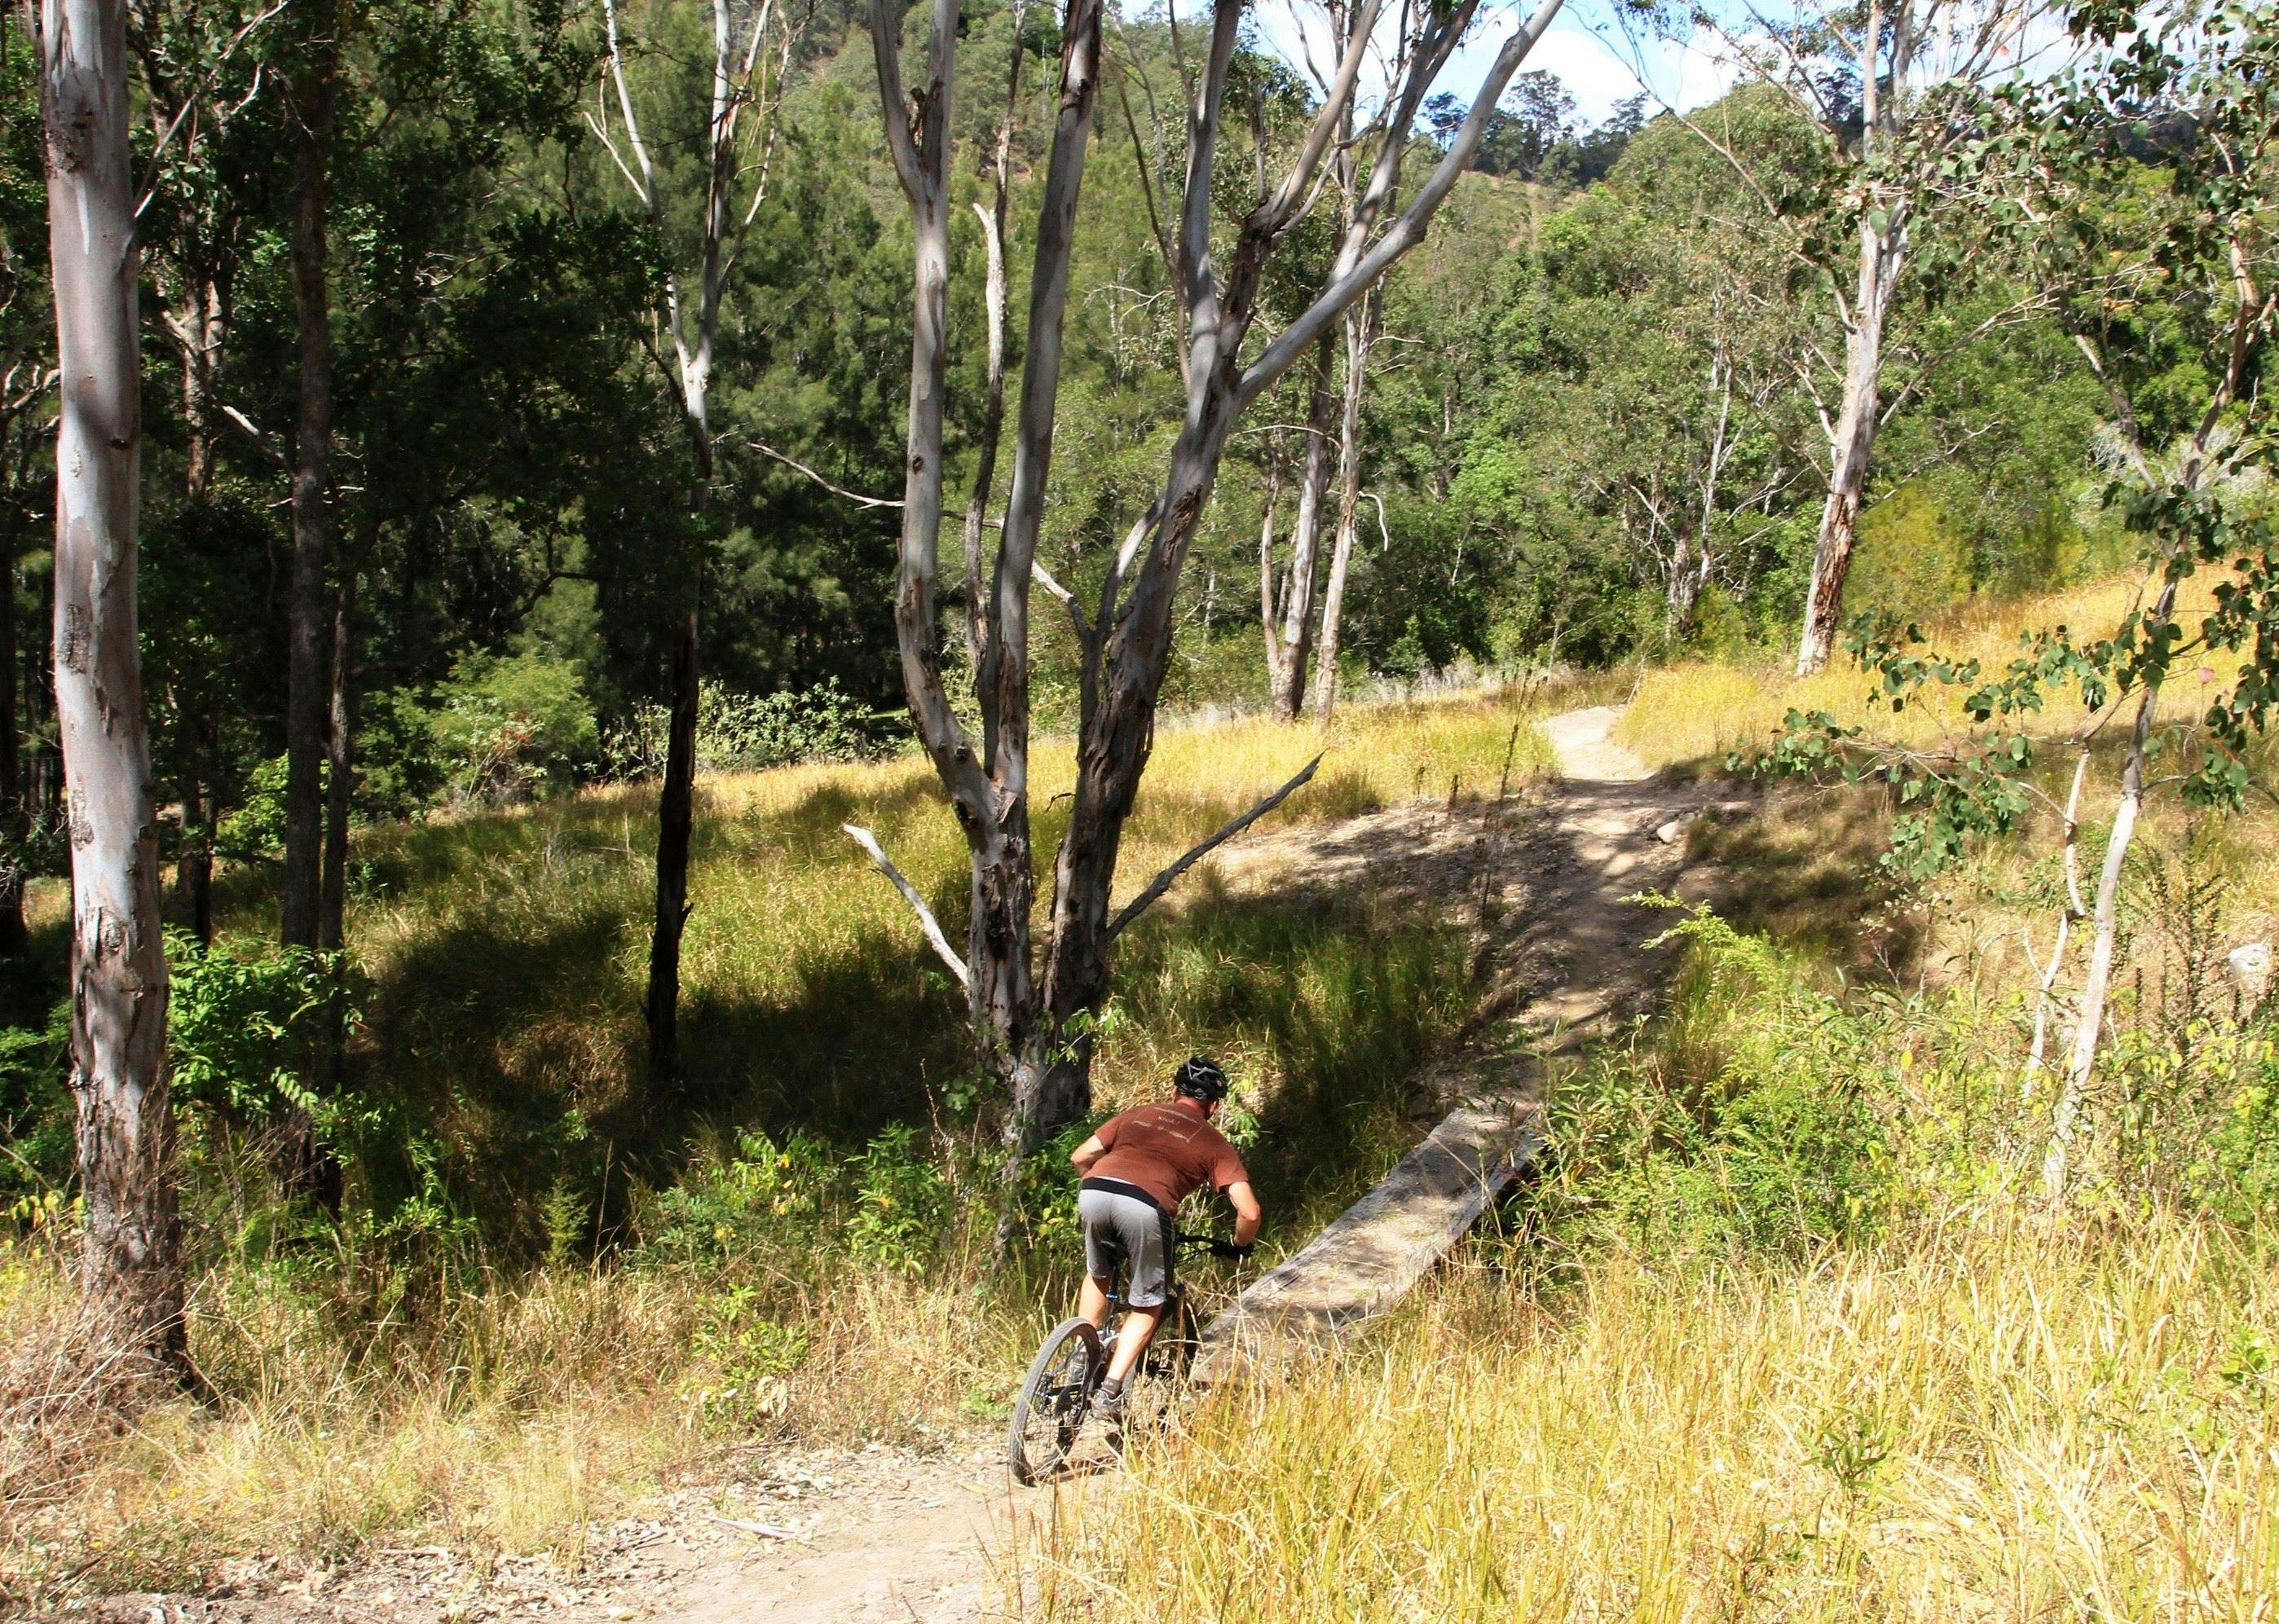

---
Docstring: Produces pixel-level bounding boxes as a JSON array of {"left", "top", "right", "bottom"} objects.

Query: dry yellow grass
[
  {"left": 1616, "top": 574, "right": 2224, "bottom": 772},
  {"left": 1025, "top": 1208, "right": 2279, "bottom": 1621},
  {"left": 2, "top": 1236, "right": 1038, "bottom": 1593},
  {"left": 1, "top": 680, "right": 1568, "bottom": 1600}
]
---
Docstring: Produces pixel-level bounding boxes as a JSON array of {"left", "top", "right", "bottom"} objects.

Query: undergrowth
[
  {"left": 0, "top": 680, "right": 1559, "bottom": 1604},
  {"left": 1023, "top": 799, "right": 2279, "bottom": 1621}
]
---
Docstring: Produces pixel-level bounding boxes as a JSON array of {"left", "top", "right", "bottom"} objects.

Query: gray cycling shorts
[{"left": 1078, "top": 1186, "right": 1174, "bottom": 1308}]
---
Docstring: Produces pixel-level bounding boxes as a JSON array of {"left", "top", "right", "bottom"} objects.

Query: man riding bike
[{"left": 1068, "top": 1055, "right": 1263, "bottom": 1422}]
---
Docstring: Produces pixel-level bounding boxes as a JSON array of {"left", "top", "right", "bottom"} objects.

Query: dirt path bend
[
  {"left": 74, "top": 706, "right": 1739, "bottom": 1624},
  {"left": 1194, "top": 704, "right": 1732, "bottom": 1379}
]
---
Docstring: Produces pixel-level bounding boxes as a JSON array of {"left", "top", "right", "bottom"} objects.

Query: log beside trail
[{"left": 1193, "top": 1093, "right": 1545, "bottom": 1381}]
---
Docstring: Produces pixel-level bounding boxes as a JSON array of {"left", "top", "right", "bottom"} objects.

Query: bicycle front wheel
[{"left": 1007, "top": 1318, "right": 1103, "bottom": 1485}]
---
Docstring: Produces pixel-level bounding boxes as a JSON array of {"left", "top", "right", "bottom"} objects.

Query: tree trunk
[
  {"left": 280, "top": 0, "right": 337, "bottom": 949},
  {"left": 1796, "top": 204, "right": 1904, "bottom": 675},
  {"left": 646, "top": 604, "right": 699, "bottom": 1094},
  {"left": 273, "top": 7, "right": 342, "bottom": 1208},
  {"left": 2043, "top": 583, "right": 2174, "bottom": 1199},
  {"left": 179, "top": 272, "right": 223, "bottom": 504},
  {"left": 0, "top": 495, "right": 24, "bottom": 956},
  {"left": 1267, "top": 333, "right": 1337, "bottom": 720},
  {"left": 37, "top": 0, "right": 187, "bottom": 1378},
  {"left": 2023, "top": 746, "right": 2091, "bottom": 1096},
  {"left": 1311, "top": 298, "right": 1372, "bottom": 726},
  {"left": 173, "top": 768, "right": 211, "bottom": 946},
  {"left": 320, "top": 574, "right": 355, "bottom": 953},
  {"left": 960, "top": 2, "right": 1026, "bottom": 678},
  {"left": 1256, "top": 445, "right": 1285, "bottom": 679},
  {"left": 1029, "top": 0, "right": 1564, "bottom": 1131}
]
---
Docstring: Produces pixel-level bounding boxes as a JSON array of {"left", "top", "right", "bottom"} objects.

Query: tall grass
[
  {"left": 1031, "top": 1215, "right": 2277, "bottom": 1621},
  {"left": 1, "top": 681, "right": 1563, "bottom": 1602}
]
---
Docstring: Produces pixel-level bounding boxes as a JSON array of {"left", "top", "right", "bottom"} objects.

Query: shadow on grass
[
  {"left": 341, "top": 816, "right": 1470, "bottom": 1262},
  {"left": 1688, "top": 778, "right": 1920, "bottom": 981}
]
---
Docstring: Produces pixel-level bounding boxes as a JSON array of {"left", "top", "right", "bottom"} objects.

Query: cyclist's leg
[
  {"left": 1074, "top": 1188, "right": 1123, "bottom": 1331},
  {"left": 1102, "top": 1204, "right": 1172, "bottom": 1385}
]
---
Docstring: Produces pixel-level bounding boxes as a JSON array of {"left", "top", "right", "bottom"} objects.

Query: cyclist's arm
[
  {"left": 1070, "top": 1133, "right": 1109, "bottom": 1173},
  {"left": 1225, "top": 1180, "right": 1261, "bottom": 1247}
]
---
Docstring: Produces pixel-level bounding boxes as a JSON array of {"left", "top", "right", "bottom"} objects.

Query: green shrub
[
  {"left": 844, "top": 1124, "right": 955, "bottom": 1274},
  {"left": 685, "top": 1284, "right": 809, "bottom": 1428},
  {"left": 633, "top": 1129, "right": 838, "bottom": 1268},
  {"left": 1528, "top": 902, "right": 1897, "bottom": 1259},
  {"left": 215, "top": 755, "right": 291, "bottom": 865},
  {"left": 601, "top": 678, "right": 875, "bottom": 779},
  {"left": 427, "top": 650, "right": 598, "bottom": 808},
  {"left": 167, "top": 930, "right": 355, "bottom": 1132}
]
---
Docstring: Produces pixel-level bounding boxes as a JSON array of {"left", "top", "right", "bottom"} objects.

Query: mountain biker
[{"left": 1068, "top": 1055, "right": 1262, "bottom": 1422}]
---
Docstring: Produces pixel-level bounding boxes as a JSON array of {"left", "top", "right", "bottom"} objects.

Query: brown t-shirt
[{"left": 1087, "top": 1098, "right": 1248, "bottom": 1212}]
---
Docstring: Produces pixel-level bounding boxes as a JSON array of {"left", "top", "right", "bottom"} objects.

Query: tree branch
[
  {"left": 843, "top": 823, "right": 970, "bottom": 987},
  {"left": 749, "top": 439, "right": 904, "bottom": 508},
  {"left": 1237, "top": 0, "right": 1567, "bottom": 405},
  {"left": 1101, "top": 753, "right": 1321, "bottom": 944}
]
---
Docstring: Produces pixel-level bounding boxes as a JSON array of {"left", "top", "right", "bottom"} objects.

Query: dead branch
[
  {"left": 1101, "top": 753, "right": 1322, "bottom": 944},
  {"left": 843, "top": 823, "right": 971, "bottom": 988}
]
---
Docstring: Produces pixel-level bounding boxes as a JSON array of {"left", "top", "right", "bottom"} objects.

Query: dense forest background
[{"left": 0, "top": 0, "right": 2126, "bottom": 906}]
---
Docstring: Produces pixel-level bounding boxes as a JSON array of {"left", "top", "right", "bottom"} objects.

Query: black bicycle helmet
[{"left": 1174, "top": 1054, "right": 1231, "bottom": 1103}]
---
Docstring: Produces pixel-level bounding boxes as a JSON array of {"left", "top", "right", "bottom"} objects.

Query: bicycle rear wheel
[
  {"left": 1147, "top": 1288, "right": 1202, "bottom": 1381},
  {"left": 1007, "top": 1318, "right": 1102, "bottom": 1485}
]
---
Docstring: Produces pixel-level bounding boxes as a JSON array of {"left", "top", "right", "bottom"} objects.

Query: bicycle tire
[
  {"left": 1007, "top": 1317, "right": 1102, "bottom": 1485},
  {"left": 1148, "top": 1288, "right": 1202, "bottom": 1381}
]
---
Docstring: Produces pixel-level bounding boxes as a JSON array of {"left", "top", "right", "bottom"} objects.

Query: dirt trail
[
  {"left": 1195, "top": 704, "right": 1729, "bottom": 1378},
  {"left": 68, "top": 707, "right": 1738, "bottom": 1624}
]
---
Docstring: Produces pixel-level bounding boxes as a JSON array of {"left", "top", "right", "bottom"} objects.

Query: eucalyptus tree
[
  {"left": 861, "top": 0, "right": 1571, "bottom": 1183},
  {"left": 1627, "top": 0, "right": 2052, "bottom": 672},
  {"left": 1763, "top": 0, "right": 2279, "bottom": 1195},
  {"left": 586, "top": 0, "right": 801, "bottom": 1092},
  {"left": 31, "top": 0, "right": 185, "bottom": 1375}
]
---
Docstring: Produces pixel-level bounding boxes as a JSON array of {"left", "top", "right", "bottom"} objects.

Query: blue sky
[{"left": 1246, "top": 0, "right": 1743, "bottom": 130}]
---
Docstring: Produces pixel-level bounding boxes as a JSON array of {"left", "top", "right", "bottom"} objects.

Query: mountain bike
[{"left": 1007, "top": 1232, "right": 1249, "bottom": 1485}]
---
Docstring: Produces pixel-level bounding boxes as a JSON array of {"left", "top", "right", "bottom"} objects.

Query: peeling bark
[
  {"left": 1794, "top": 227, "right": 1899, "bottom": 675},
  {"left": 1793, "top": 0, "right": 1909, "bottom": 676}
]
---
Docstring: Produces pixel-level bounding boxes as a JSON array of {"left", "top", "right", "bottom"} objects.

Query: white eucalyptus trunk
[
  {"left": 1268, "top": 336, "right": 1337, "bottom": 719},
  {"left": 1311, "top": 298, "right": 1373, "bottom": 725},
  {"left": 37, "top": 0, "right": 185, "bottom": 1375}
]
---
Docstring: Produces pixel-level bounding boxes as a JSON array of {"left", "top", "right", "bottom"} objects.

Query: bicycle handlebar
[{"left": 1180, "top": 1234, "right": 1254, "bottom": 1260}]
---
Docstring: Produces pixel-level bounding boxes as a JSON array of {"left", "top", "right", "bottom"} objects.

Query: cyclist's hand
[{"left": 1208, "top": 1239, "right": 1254, "bottom": 1261}]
